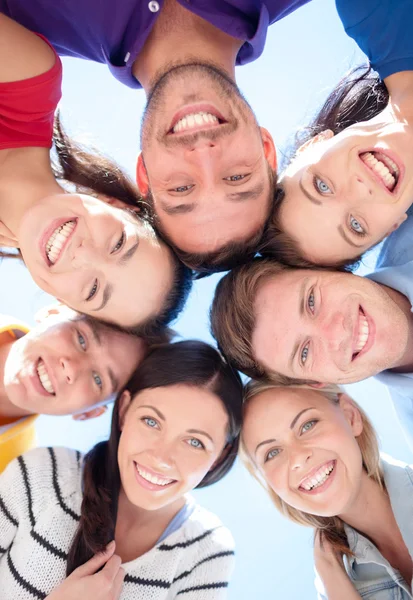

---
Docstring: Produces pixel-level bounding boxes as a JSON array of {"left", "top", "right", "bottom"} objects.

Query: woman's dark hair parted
[
  {"left": 261, "top": 66, "right": 390, "bottom": 271},
  {"left": 66, "top": 340, "right": 243, "bottom": 574}
]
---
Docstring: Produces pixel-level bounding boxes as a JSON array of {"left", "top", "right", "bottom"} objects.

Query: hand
[
  {"left": 0, "top": 221, "right": 19, "bottom": 248},
  {"left": 313, "top": 532, "right": 345, "bottom": 573},
  {"left": 46, "top": 541, "right": 125, "bottom": 600}
]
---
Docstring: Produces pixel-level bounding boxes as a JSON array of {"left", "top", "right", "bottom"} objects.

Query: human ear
[
  {"left": 338, "top": 393, "right": 363, "bottom": 436},
  {"left": 296, "top": 129, "right": 334, "bottom": 155},
  {"left": 136, "top": 153, "right": 149, "bottom": 196},
  {"left": 260, "top": 127, "right": 277, "bottom": 171},
  {"left": 72, "top": 405, "right": 108, "bottom": 421},
  {"left": 386, "top": 212, "right": 408, "bottom": 236},
  {"left": 308, "top": 381, "right": 326, "bottom": 389},
  {"left": 118, "top": 390, "right": 132, "bottom": 430}
]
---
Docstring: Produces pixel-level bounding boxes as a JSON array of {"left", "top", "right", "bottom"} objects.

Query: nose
[
  {"left": 148, "top": 440, "right": 175, "bottom": 471},
  {"left": 318, "top": 309, "right": 352, "bottom": 355},
  {"left": 71, "top": 239, "right": 102, "bottom": 270},
  {"left": 59, "top": 356, "right": 78, "bottom": 384},
  {"left": 290, "top": 444, "right": 312, "bottom": 471},
  {"left": 352, "top": 173, "right": 374, "bottom": 202}
]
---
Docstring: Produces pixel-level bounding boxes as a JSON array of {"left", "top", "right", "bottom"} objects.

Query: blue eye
[
  {"left": 77, "top": 332, "right": 87, "bottom": 351},
  {"left": 308, "top": 290, "right": 315, "bottom": 313},
  {"left": 301, "top": 420, "right": 317, "bottom": 433},
  {"left": 301, "top": 344, "right": 310, "bottom": 365},
  {"left": 172, "top": 185, "right": 194, "bottom": 193},
  {"left": 265, "top": 448, "right": 280, "bottom": 462},
  {"left": 188, "top": 438, "right": 204, "bottom": 449},
  {"left": 93, "top": 373, "right": 102, "bottom": 390},
  {"left": 350, "top": 216, "right": 365, "bottom": 236},
  {"left": 144, "top": 417, "right": 157, "bottom": 428},
  {"left": 314, "top": 176, "right": 332, "bottom": 194},
  {"left": 224, "top": 174, "right": 248, "bottom": 182}
]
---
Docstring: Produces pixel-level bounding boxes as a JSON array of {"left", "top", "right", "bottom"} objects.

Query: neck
[
  {"left": 133, "top": 0, "right": 242, "bottom": 92},
  {"left": 385, "top": 71, "right": 413, "bottom": 122},
  {"left": 0, "top": 340, "right": 33, "bottom": 423},
  {"left": 384, "top": 285, "right": 413, "bottom": 373},
  {"left": 339, "top": 471, "right": 396, "bottom": 551},
  {"left": 0, "top": 149, "right": 63, "bottom": 238}
]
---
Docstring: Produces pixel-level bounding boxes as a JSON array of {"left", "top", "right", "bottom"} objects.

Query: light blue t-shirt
[
  {"left": 315, "top": 455, "right": 413, "bottom": 599},
  {"left": 336, "top": 0, "right": 413, "bottom": 80},
  {"left": 368, "top": 209, "right": 413, "bottom": 451}
]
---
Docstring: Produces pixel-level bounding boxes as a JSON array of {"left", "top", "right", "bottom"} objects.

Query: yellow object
[{"left": 0, "top": 316, "right": 38, "bottom": 473}]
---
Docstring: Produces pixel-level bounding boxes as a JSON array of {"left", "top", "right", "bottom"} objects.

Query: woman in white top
[
  {"left": 0, "top": 340, "right": 242, "bottom": 599},
  {"left": 242, "top": 382, "right": 413, "bottom": 599}
]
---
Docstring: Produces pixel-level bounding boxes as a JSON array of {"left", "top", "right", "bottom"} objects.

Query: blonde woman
[{"left": 241, "top": 382, "right": 413, "bottom": 599}]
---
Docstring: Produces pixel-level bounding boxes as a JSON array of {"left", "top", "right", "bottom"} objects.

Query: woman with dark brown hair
[
  {"left": 0, "top": 340, "right": 242, "bottom": 599},
  {"left": 0, "top": 14, "right": 191, "bottom": 335}
]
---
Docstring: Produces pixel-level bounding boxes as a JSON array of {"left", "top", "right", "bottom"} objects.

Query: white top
[{"left": 0, "top": 446, "right": 235, "bottom": 599}]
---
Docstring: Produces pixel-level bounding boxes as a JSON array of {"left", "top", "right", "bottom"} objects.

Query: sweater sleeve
[
  {"left": 171, "top": 525, "right": 235, "bottom": 599},
  {"left": 0, "top": 453, "right": 27, "bottom": 554}
]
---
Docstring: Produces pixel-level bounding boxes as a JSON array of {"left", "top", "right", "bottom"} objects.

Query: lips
[
  {"left": 359, "top": 150, "right": 401, "bottom": 193},
  {"left": 42, "top": 218, "right": 77, "bottom": 266},
  {"left": 35, "top": 358, "right": 55, "bottom": 396},
  {"left": 168, "top": 103, "right": 226, "bottom": 136},
  {"left": 352, "top": 307, "right": 369, "bottom": 360},
  {"left": 133, "top": 461, "right": 177, "bottom": 491},
  {"left": 298, "top": 460, "right": 336, "bottom": 493}
]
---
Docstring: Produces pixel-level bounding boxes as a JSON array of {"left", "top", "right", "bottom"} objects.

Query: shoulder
[
  {"left": 158, "top": 503, "right": 235, "bottom": 556},
  {"left": 0, "top": 314, "right": 30, "bottom": 337},
  {"left": 376, "top": 214, "right": 413, "bottom": 269},
  {"left": 335, "top": 0, "right": 379, "bottom": 31}
]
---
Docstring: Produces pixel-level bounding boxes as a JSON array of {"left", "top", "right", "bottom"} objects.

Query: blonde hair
[{"left": 241, "top": 382, "right": 384, "bottom": 556}]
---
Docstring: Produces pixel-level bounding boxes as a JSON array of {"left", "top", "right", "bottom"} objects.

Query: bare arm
[
  {"left": 0, "top": 13, "right": 55, "bottom": 83},
  {"left": 314, "top": 534, "right": 362, "bottom": 600}
]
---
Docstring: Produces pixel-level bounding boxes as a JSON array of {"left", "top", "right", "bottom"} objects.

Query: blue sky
[{"left": 2, "top": 1, "right": 412, "bottom": 598}]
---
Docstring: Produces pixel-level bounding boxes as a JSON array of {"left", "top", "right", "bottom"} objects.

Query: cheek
[{"left": 178, "top": 451, "right": 214, "bottom": 488}]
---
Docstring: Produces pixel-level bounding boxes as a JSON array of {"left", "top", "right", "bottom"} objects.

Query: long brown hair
[
  {"left": 241, "top": 382, "right": 384, "bottom": 557},
  {"left": 261, "top": 66, "right": 389, "bottom": 271},
  {"left": 66, "top": 340, "right": 243, "bottom": 574}
]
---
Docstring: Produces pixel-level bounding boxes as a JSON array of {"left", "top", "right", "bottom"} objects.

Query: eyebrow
[
  {"left": 139, "top": 405, "right": 166, "bottom": 421},
  {"left": 254, "top": 407, "right": 316, "bottom": 456},
  {"left": 91, "top": 236, "right": 139, "bottom": 312},
  {"left": 226, "top": 181, "right": 265, "bottom": 203},
  {"left": 187, "top": 428, "right": 214, "bottom": 444},
  {"left": 288, "top": 277, "right": 309, "bottom": 371},
  {"left": 108, "top": 368, "right": 119, "bottom": 395},
  {"left": 299, "top": 177, "right": 322, "bottom": 206},
  {"left": 338, "top": 224, "right": 365, "bottom": 248},
  {"left": 160, "top": 202, "right": 196, "bottom": 215}
]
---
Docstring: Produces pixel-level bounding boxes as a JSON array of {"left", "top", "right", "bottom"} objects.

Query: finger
[
  {"left": 73, "top": 541, "right": 116, "bottom": 578},
  {"left": 97, "top": 553, "right": 122, "bottom": 586},
  {"left": 112, "top": 566, "right": 126, "bottom": 599},
  {"left": 0, "top": 236, "right": 19, "bottom": 248}
]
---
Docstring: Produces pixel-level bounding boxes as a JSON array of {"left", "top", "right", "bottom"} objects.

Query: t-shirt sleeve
[
  {"left": 336, "top": 0, "right": 413, "bottom": 79},
  {"left": 0, "top": 34, "right": 62, "bottom": 150}
]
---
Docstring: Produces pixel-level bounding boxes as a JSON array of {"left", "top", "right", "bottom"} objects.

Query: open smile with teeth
[
  {"left": 46, "top": 220, "right": 76, "bottom": 264},
  {"left": 352, "top": 308, "right": 370, "bottom": 360},
  {"left": 134, "top": 463, "right": 176, "bottom": 487},
  {"left": 36, "top": 359, "right": 55, "bottom": 395},
  {"left": 299, "top": 461, "right": 335, "bottom": 491},
  {"left": 171, "top": 111, "right": 222, "bottom": 134},
  {"left": 360, "top": 151, "right": 400, "bottom": 191}
]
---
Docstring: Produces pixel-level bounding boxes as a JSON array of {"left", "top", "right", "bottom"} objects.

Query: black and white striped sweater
[{"left": 0, "top": 446, "right": 235, "bottom": 599}]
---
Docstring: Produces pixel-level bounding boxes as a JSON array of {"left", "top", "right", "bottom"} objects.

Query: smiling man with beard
[
  {"left": 211, "top": 255, "right": 413, "bottom": 449},
  {"left": 0, "top": 0, "right": 313, "bottom": 270}
]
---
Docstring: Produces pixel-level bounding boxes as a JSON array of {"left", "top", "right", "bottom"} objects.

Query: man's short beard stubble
[{"left": 140, "top": 62, "right": 258, "bottom": 148}]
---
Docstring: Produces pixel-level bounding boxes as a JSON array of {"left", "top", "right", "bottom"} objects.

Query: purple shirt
[{"left": 0, "top": 0, "right": 311, "bottom": 88}]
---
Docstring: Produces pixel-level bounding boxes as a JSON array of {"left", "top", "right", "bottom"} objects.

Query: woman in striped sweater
[{"left": 0, "top": 340, "right": 242, "bottom": 599}]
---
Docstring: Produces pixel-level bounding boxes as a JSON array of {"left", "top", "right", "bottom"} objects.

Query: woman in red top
[{"left": 0, "top": 14, "right": 191, "bottom": 334}]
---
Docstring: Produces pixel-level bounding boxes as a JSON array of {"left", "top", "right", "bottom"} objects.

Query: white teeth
[
  {"left": 300, "top": 463, "right": 334, "bottom": 491},
  {"left": 46, "top": 220, "right": 76, "bottom": 264},
  {"left": 361, "top": 152, "right": 398, "bottom": 190},
  {"left": 354, "top": 313, "right": 369, "bottom": 354},
  {"left": 136, "top": 464, "right": 174, "bottom": 487},
  {"left": 36, "top": 359, "right": 55, "bottom": 394},
  {"left": 172, "top": 112, "right": 219, "bottom": 133}
]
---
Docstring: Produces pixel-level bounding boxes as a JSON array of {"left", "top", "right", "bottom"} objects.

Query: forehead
[
  {"left": 131, "top": 384, "right": 228, "bottom": 427},
  {"left": 243, "top": 388, "right": 330, "bottom": 445}
]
